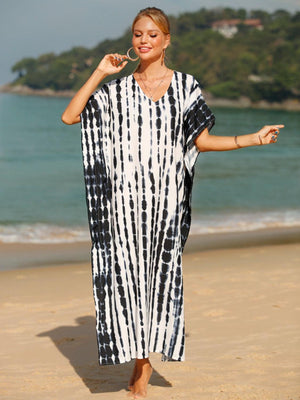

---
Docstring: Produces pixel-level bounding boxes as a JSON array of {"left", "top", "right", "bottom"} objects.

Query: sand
[{"left": 0, "top": 242, "right": 300, "bottom": 399}]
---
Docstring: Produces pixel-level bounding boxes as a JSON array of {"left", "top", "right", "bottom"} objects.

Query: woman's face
[{"left": 132, "top": 16, "right": 170, "bottom": 62}]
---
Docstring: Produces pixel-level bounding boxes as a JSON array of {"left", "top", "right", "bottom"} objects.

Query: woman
[{"left": 62, "top": 7, "right": 284, "bottom": 399}]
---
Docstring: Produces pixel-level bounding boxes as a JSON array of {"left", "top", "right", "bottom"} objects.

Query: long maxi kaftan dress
[{"left": 80, "top": 71, "right": 215, "bottom": 365}]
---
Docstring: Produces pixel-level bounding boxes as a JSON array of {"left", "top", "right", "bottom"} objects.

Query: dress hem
[{"left": 97, "top": 350, "right": 185, "bottom": 366}]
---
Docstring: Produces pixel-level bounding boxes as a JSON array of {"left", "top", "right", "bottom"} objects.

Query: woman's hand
[
  {"left": 61, "top": 53, "right": 129, "bottom": 125},
  {"left": 96, "top": 53, "right": 128, "bottom": 77},
  {"left": 194, "top": 124, "right": 285, "bottom": 152},
  {"left": 256, "top": 124, "right": 285, "bottom": 145}
]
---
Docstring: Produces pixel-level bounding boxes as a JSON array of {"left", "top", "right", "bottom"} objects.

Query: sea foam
[{"left": 0, "top": 210, "right": 299, "bottom": 244}]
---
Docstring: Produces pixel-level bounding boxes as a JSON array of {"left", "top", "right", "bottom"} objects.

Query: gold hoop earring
[{"left": 126, "top": 47, "right": 139, "bottom": 61}]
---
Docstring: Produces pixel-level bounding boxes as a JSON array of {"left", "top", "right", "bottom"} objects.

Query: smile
[{"left": 138, "top": 47, "right": 152, "bottom": 53}]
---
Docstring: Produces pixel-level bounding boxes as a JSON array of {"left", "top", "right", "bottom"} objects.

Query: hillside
[{"left": 8, "top": 8, "right": 300, "bottom": 103}]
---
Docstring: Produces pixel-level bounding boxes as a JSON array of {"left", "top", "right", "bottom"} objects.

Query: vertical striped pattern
[{"left": 80, "top": 71, "right": 215, "bottom": 365}]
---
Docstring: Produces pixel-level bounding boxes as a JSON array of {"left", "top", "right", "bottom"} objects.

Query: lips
[{"left": 138, "top": 47, "right": 152, "bottom": 53}]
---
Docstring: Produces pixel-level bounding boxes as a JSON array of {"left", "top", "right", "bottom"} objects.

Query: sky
[{"left": 1, "top": 0, "right": 300, "bottom": 85}]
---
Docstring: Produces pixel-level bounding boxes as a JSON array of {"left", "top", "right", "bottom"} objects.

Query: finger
[
  {"left": 275, "top": 125, "right": 284, "bottom": 135},
  {"left": 116, "top": 55, "right": 128, "bottom": 66},
  {"left": 271, "top": 128, "right": 279, "bottom": 136},
  {"left": 113, "top": 53, "right": 126, "bottom": 62},
  {"left": 269, "top": 124, "right": 284, "bottom": 130},
  {"left": 269, "top": 125, "right": 284, "bottom": 135},
  {"left": 112, "top": 53, "right": 119, "bottom": 60},
  {"left": 270, "top": 133, "right": 278, "bottom": 143},
  {"left": 117, "top": 60, "right": 128, "bottom": 68},
  {"left": 109, "top": 53, "right": 120, "bottom": 64},
  {"left": 110, "top": 53, "right": 128, "bottom": 68},
  {"left": 118, "top": 53, "right": 127, "bottom": 59},
  {"left": 107, "top": 54, "right": 117, "bottom": 64},
  {"left": 108, "top": 53, "right": 119, "bottom": 60}
]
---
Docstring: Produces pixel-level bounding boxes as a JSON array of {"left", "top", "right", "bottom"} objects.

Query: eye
[
  {"left": 134, "top": 33, "right": 141, "bottom": 37},
  {"left": 150, "top": 34, "right": 157, "bottom": 38}
]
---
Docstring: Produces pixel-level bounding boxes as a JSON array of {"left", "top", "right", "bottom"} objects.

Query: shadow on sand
[{"left": 37, "top": 315, "right": 172, "bottom": 394}]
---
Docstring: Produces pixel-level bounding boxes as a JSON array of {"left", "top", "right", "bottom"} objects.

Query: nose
[{"left": 140, "top": 34, "right": 147, "bottom": 43}]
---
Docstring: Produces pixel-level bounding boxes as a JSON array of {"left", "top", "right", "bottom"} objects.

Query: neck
[{"left": 137, "top": 59, "right": 168, "bottom": 79}]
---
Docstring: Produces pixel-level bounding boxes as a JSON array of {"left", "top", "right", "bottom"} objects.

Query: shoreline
[
  {"left": 1, "top": 83, "right": 300, "bottom": 111},
  {"left": 1, "top": 225, "right": 300, "bottom": 271}
]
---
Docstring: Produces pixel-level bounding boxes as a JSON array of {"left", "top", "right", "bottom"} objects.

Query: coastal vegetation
[{"left": 10, "top": 7, "right": 300, "bottom": 102}]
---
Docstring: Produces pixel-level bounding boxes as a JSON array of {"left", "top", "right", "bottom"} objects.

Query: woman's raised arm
[
  {"left": 61, "top": 54, "right": 128, "bottom": 125},
  {"left": 194, "top": 125, "right": 284, "bottom": 152}
]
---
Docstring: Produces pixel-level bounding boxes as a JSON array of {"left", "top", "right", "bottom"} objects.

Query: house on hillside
[{"left": 212, "top": 19, "right": 263, "bottom": 38}]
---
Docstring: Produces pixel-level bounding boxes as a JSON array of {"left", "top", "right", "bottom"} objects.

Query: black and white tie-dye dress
[{"left": 80, "top": 71, "right": 215, "bottom": 365}]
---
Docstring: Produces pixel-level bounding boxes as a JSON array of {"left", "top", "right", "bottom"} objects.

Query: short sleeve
[{"left": 183, "top": 78, "right": 215, "bottom": 176}]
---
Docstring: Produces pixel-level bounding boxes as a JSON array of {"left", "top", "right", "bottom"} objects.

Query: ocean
[{"left": 0, "top": 93, "right": 299, "bottom": 244}]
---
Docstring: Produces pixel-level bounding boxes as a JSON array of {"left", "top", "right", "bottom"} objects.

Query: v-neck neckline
[{"left": 132, "top": 70, "right": 175, "bottom": 104}]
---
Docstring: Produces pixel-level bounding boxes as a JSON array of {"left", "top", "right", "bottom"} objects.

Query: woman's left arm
[{"left": 195, "top": 124, "right": 284, "bottom": 152}]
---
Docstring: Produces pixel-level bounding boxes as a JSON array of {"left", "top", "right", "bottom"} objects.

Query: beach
[
  {"left": 1, "top": 88, "right": 300, "bottom": 399},
  {"left": 1, "top": 235, "right": 299, "bottom": 400}
]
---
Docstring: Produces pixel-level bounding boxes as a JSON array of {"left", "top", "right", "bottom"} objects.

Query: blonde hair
[{"left": 131, "top": 7, "right": 170, "bottom": 35}]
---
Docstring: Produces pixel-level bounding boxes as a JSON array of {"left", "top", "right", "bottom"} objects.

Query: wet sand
[{"left": 1, "top": 226, "right": 300, "bottom": 271}]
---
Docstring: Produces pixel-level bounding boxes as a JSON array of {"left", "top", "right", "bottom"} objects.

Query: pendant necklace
[{"left": 139, "top": 68, "right": 169, "bottom": 101}]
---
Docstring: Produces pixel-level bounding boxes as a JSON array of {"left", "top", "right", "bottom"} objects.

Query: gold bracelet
[{"left": 234, "top": 135, "right": 242, "bottom": 148}]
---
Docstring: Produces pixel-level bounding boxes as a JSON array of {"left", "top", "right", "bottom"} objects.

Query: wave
[
  {"left": 0, "top": 210, "right": 299, "bottom": 244},
  {"left": 190, "top": 209, "right": 300, "bottom": 235},
  {"left": 0, "top": 224, "right": 90, "bottom": 244}
]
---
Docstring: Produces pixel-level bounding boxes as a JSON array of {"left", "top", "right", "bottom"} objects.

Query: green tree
[
  {"left": 9, "top": 7, "right": 300, "bottom": 103},
  {"left": 12, "top": 57, "right": 37, "bottom": 79}
]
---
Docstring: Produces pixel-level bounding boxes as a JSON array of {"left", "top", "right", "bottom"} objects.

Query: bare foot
[{"left": 128, "top": 358, "right": 153, "bottom": 399}]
